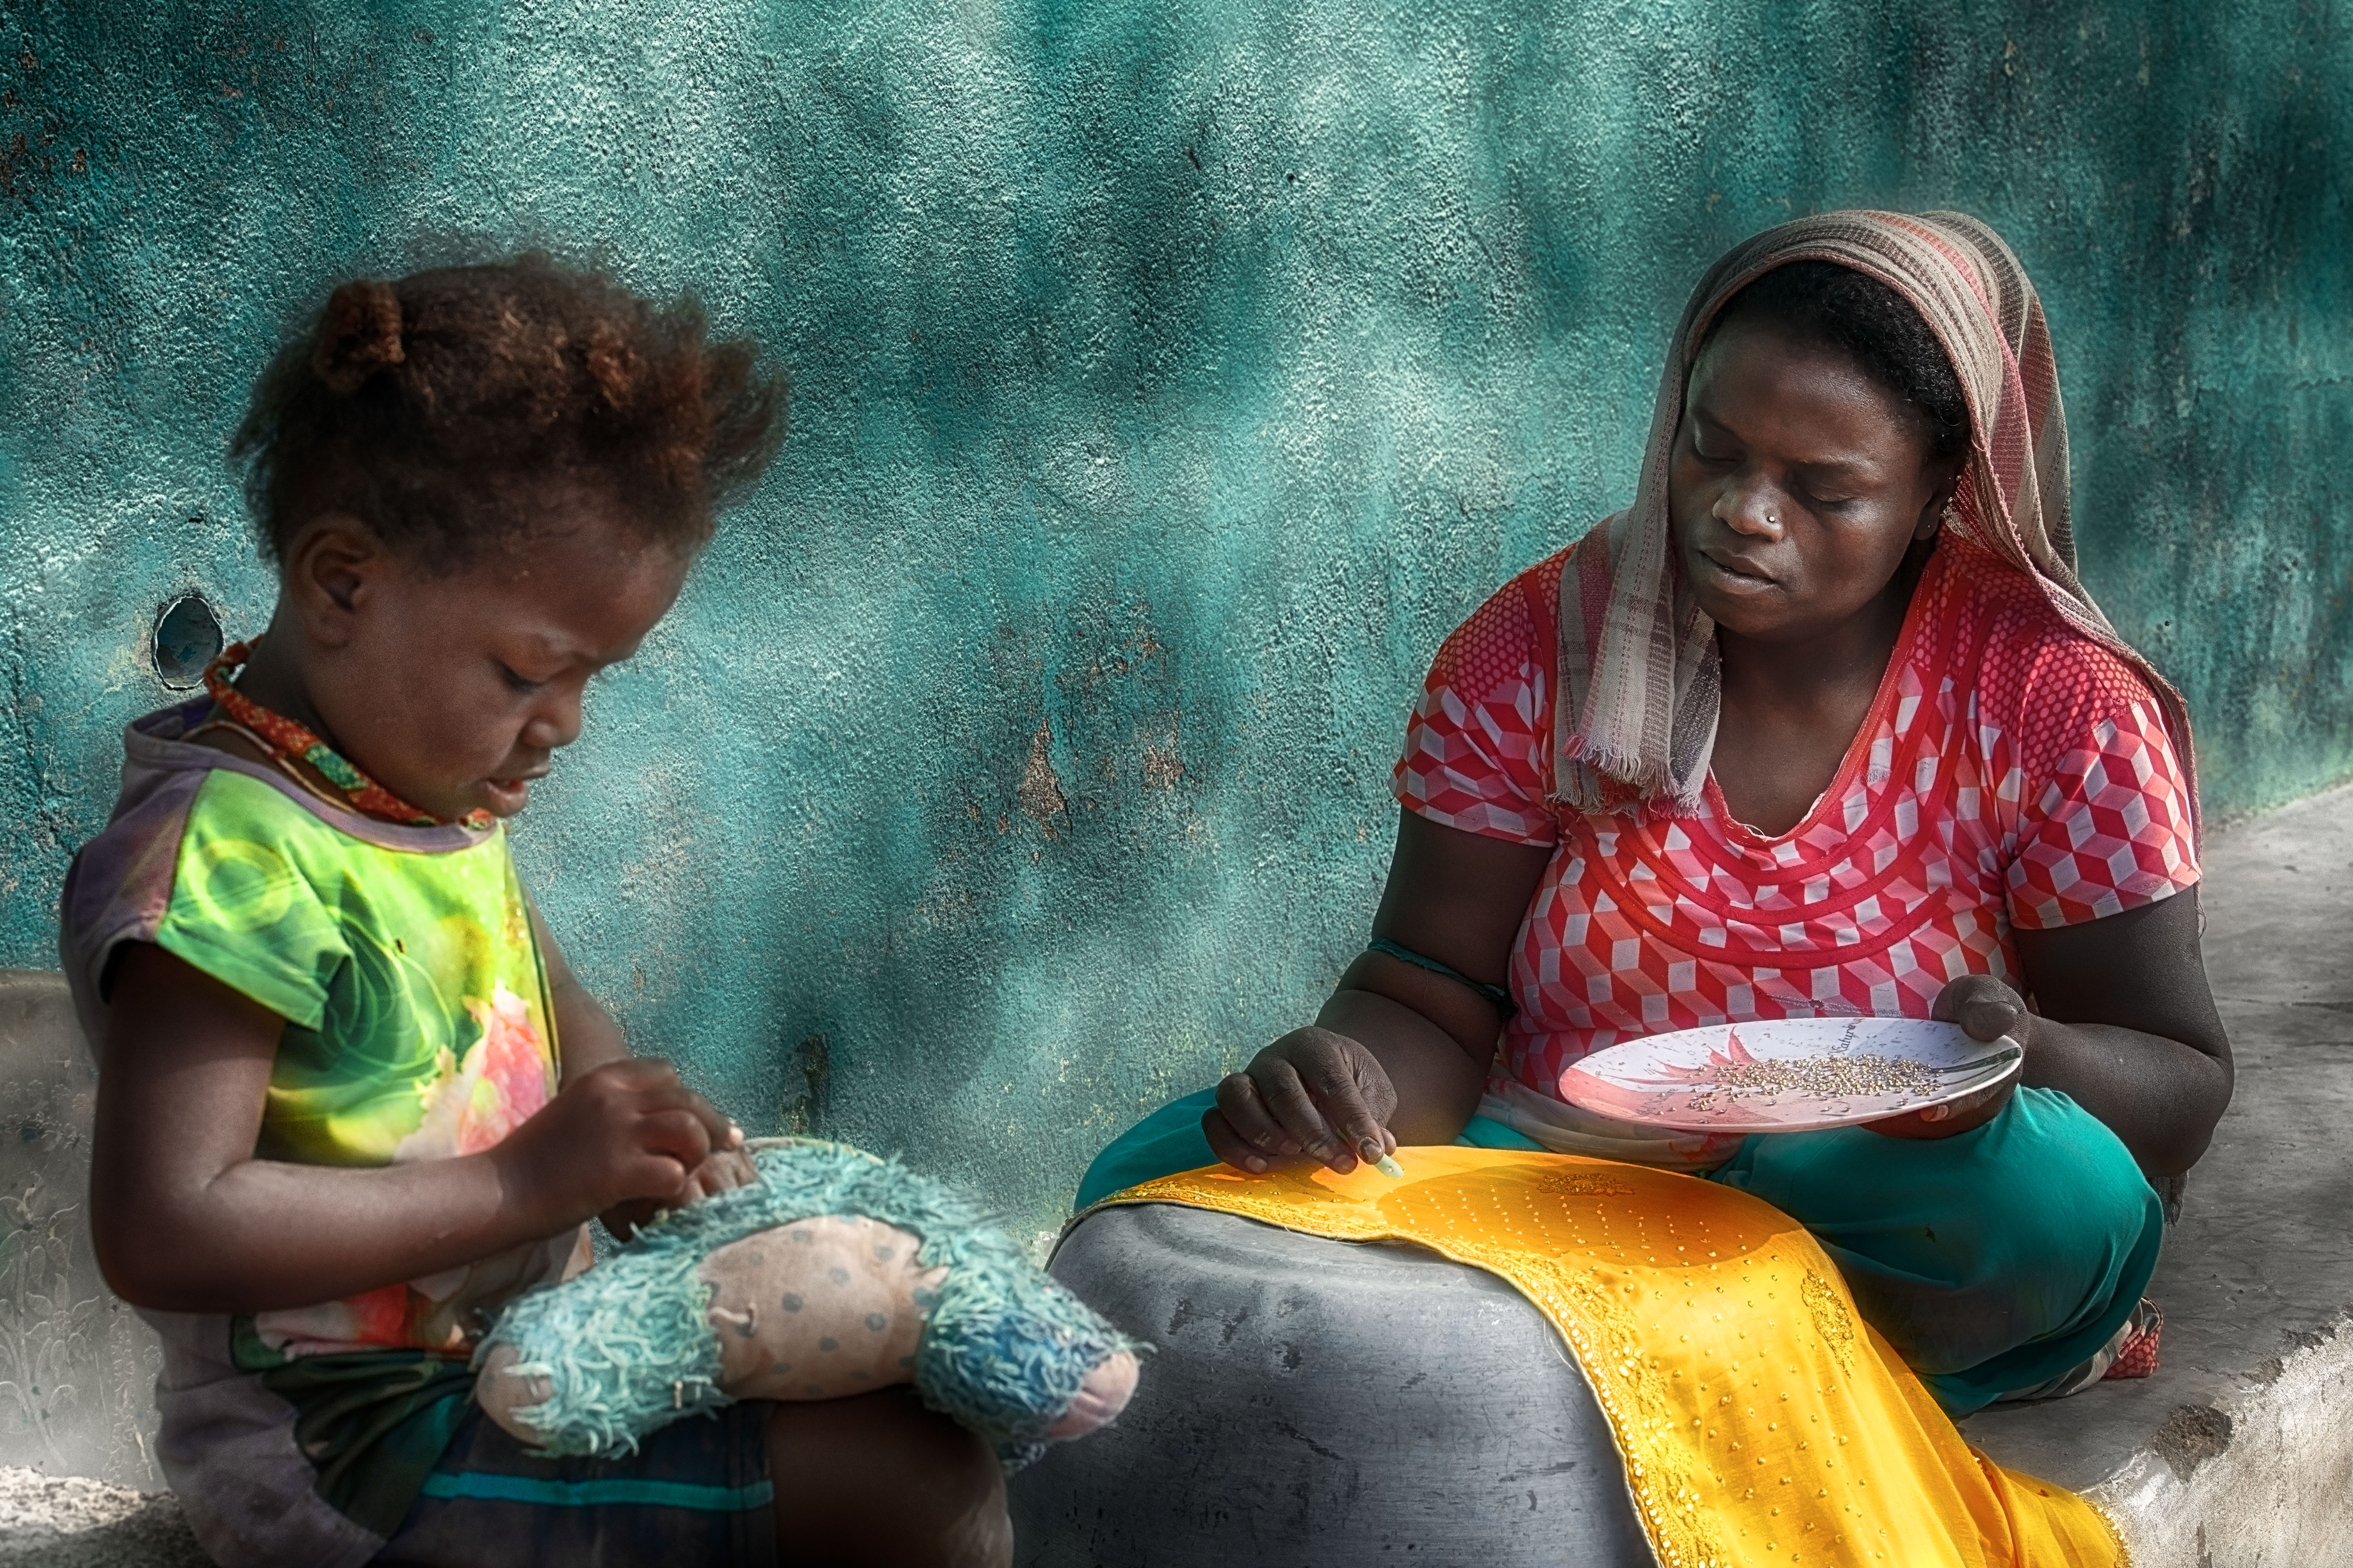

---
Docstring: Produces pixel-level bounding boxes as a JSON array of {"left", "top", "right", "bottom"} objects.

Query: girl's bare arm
[
  {"left": 531, "top": 902, "right": 628, "bottom": 1078},
  {"left": 91, "top": 941, "right": 730, "bottom": 1313}
]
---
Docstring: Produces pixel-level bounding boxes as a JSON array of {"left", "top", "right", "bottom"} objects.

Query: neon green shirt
[{"left": 141, "top": 765, "right": 575, "bottom": 1356}]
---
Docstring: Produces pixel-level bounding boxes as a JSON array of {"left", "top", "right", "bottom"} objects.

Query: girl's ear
[{"left": 280, "top": 514, "right": 387, "bottom": 649}]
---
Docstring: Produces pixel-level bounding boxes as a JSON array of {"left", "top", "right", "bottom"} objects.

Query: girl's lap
[
  {"left": 373, "top": 1400, "right": 777, "bottom": 1568},
  {"left": 376, "top": 1388, "right": 1008, "bottom": 1568}
]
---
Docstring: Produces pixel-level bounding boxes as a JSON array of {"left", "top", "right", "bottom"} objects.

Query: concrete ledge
[
  {"left": 4, "top": 786, "right": 2349, "bottom": 1565},
  {"left": 0, "top": 1470, "right": 205, "bottom": 1567},
  {"left": 1959, "top": 782, "right": 2353, "bottom": 1566}
]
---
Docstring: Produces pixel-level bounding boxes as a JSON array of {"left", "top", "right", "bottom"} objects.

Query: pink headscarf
[{"left": 1551, "top": 209, "right": 2196, "bottom": 838}]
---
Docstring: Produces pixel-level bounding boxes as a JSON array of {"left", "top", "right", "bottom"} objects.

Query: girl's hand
[
  {"left": 598, "top": 1144, "right": 759, "bottom": 1242},
  {"left": 492, "top": 1058, "right": 742, "bottom": 1234},
  {"left": 1869, "top": 975, "right": 2029, "bottom": 1140},
  {"left": 1204, "top": 1027, "right": 1400, "bottom": 1175}
]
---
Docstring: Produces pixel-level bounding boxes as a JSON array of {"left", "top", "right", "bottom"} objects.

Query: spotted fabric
[{"left": 1392, "top": 535, "right": 2199, "bottom": 1096}]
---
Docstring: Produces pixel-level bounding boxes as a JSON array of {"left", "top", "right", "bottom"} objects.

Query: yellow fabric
[{"left": 1093, "top": 1147, "right": 2122, "bottom": 1568}]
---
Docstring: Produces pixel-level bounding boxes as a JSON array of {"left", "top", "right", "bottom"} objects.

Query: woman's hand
[
  {"left": 1204, "top": 1027, "right": 1401, "bottom": 1175},
  {"left": 491, "top": 1057, "right": 743, "bottom": 1235},
  {"left": 1868, "top": 975, "right": 2028, "bottom": 1139}
]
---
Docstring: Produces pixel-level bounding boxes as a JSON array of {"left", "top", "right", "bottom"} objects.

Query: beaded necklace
[{"left": 199, "top": 641, "right": 491, "bottom": 830}]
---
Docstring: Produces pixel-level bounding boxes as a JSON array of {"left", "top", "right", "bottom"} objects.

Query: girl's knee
[{"left": 766, "top": 1390, "right": 1011, "bottom": 1568}]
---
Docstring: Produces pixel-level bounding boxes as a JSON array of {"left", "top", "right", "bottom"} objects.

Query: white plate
[{"left": 1556, "top": 1017, "right": 2022, "bottom": 1133}]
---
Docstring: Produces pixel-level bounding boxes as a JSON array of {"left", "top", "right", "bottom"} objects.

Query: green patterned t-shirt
[
  {"left": 60, "top": 700, "right": 598, "bottom": 1550},
  {"left": 122, "top": 763, "right": 577, "bottom": 1357}
]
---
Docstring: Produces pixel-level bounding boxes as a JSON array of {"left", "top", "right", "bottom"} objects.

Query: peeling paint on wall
[
  {"left": 1018, "top": 724, "right": 1070, "bottom": 836},
  {"left": 0, "top": 0, "right": 2347, "bottom": 1239}
]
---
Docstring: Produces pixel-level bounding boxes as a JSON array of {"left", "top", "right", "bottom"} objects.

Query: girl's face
[
  {"left": 288, "top": 489, "right": 693, "bottom": 822},
  {"left": 1666, "top": 314, "right": 1956, "bottom": 644}
]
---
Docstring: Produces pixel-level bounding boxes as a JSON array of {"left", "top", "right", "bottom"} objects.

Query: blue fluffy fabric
[{"left": 474, "top": 1140, "right": 1140, "bottom": 1463}]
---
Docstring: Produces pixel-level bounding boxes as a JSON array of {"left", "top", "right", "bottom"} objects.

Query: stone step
[
  {"left": 0, "top": 1470, "right": 205, "bottom": 1567},
  {"left": 4, "top": 785, "right": 2348, "bottom": 1566},
  {"left": 1956, "top": 783, "right": 2353, "bottom": 1566}
]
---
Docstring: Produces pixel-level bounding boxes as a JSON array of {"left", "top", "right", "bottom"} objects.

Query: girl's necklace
[{"left": 199, "top": 641, "right": 491, "bottom": 830}]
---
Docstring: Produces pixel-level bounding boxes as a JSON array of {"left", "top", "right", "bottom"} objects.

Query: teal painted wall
[{"left": 3, "top": 1, "right": 2346, "bottom": 1243}]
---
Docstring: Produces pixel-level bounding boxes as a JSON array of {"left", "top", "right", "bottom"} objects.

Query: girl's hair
[
  {"left": 234, "top": 254, "right": 786, "bottom": 567},
  {"left": 1703, "top": 260, "right": 1971, "bottom": 462}
]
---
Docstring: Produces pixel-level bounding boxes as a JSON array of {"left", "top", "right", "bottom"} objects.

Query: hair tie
[{"left": 312, "top": 279, "right": 406, "bottom": 395}]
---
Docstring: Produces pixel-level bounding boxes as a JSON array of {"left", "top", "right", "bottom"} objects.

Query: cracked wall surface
[{"left": 0, "top": 0, "right": 2348, "bottom": 1238}]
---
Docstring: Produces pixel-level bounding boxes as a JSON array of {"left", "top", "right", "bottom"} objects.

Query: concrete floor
[
  {"left": 3, "top": 784, "right": 2350, "bottom": 1564},
  {"left": 0, "top": 1470, "right": 204, "bottom": 1566},
  {"left": 1960, "top": 782, "right": 2353, "bottom": 1566}
]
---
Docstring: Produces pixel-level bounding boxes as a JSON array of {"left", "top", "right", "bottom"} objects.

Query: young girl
[{"left": 61, "top": 259, "right": 1011, "bottom": 1567}]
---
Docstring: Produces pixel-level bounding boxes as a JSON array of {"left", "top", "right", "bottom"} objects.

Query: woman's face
[{"left": 1667, "top": 313, "right": 1957, "bottom": 644}]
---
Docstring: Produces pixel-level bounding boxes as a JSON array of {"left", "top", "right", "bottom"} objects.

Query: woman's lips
[{"left": 1697, "top": 550, "right": 1777, "bottom": 589}]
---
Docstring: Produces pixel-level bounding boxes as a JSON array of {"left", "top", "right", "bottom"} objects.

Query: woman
[{"left": 1080, "top": 210, "right": 2232, "bottom": 1413}]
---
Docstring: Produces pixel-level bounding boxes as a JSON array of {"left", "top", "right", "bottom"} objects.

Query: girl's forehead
[{"left": 418, "top": 524, "right": 691, "bottom": 656}]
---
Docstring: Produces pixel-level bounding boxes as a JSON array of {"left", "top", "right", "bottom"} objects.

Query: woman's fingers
[
  {"left": 1291, "top": 1052, "right": 1392, "bottom": 1172},
  {"left": 1931, "top": 975, "right": 2028, "bottom": 1043},
  {"left": 1867, "top": 1077, "right": 2016, "bottom": 1139},
  {"left": 1252, "top": 1057, "right": 1357, "bottom": 1169},
  {"left": 1212, "top": 1032, "right": 1401, "bottom": 1176},
  {"left": 1214, "top": 1071, "right": 1298, "bottom": 1152},
  {"left": 1209, "top": 1073, "right": 1296, "bottom": 1172},
  {"left": 1202, "top": 1107, "right": 1271, "bottom": 1174},
  {"left": 1921, "top": 1077, "right": 2016, "bottom": 1128}
]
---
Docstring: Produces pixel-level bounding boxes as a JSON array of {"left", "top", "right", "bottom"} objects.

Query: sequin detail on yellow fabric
[
  {"left": 1803, "top": 1270, "right": 1858, "bottom": 1377},
  {"left": 1090, "top": 1148, "right": 2123, "bottom": 1568}
]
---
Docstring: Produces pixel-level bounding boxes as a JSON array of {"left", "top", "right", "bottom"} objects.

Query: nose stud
[{"left": 1765, "top": 511, "right": 1778, "bottom": 526}]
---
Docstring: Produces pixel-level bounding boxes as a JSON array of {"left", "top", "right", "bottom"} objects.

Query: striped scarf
[{"left": 1552, "top": 209, "right": 2197, "bottom": 839}]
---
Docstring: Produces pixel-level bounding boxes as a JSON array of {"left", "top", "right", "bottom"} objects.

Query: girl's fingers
[
  {"left": 612, "top": 1059, "right": 738, "bottom": 1148},
  {"left": 636, "top": 1107, "right": 715, "bottom": 1174},
  {"left": 675, "top": 1094, "right": 736, "bottom": 1148},
  {"left": 682, "top": 1148, "right": 753, "bottom": 1200}
]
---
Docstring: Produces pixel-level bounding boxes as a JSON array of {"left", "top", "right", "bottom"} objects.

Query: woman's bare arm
[
  {"left": 90, "top": 942, "right": 731, "bottom": 1312},
  {"left": 1927, "top": 889, "right": 2232, "bottom": 1176},
  {"left": 1205, "top": 813, "right": 1552, "bottom": 1172}
]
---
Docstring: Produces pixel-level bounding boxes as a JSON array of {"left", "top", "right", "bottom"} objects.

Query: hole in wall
[{"left": 152, "top": 593, "right": 224, "bottom": 688}]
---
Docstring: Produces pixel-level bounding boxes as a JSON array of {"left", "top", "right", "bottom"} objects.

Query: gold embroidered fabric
[{"left": 1092, "top": 1147, "right": 2122, "bottom": 1568}]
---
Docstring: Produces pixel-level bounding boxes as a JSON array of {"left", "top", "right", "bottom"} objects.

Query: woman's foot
[{"left": 766, "top": 1388, "right": 1011, "bottom": 1568}]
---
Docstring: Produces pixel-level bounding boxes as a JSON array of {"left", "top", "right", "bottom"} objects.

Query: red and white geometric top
[{"left": 1392, "top": 534, "right": 2200, "bottom": 1101}]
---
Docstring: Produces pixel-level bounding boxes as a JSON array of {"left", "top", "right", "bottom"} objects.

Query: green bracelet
[{"left": 1366, "top": 936, "right": 1518, "bottom": 1020}]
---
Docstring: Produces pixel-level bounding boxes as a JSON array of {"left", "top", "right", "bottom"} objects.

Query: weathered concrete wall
[{"left": 1, "top": 1, "right": 2346, "bottom": 1241}]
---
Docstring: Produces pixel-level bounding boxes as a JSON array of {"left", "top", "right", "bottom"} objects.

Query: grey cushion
[{"left": 1011, "top": 1202, "right": 1648, "bottom": 1566}]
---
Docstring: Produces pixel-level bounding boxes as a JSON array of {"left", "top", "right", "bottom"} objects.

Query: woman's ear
[
  {"left": 1913, "top": 464, "right": 1963, "bottom": 542},
  {"left": 279, "top": 514, "right": 386, "bottom": 650}
]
